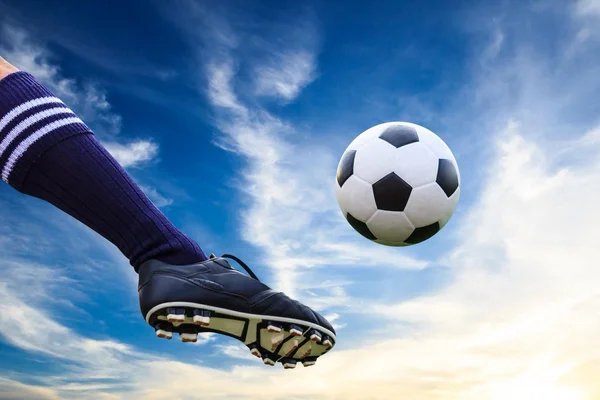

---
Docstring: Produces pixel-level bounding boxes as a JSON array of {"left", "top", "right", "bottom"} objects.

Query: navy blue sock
[{"left": 0, "top": 72, "right": 207, "bottom": 271}]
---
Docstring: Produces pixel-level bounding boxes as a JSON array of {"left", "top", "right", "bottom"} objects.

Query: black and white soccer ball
[{"left": 335, "top": 122, "right": 460, "bottom": 246}]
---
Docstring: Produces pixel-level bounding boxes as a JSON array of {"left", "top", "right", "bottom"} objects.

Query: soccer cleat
[{"left": 138, "top": 254, "right": 336, "bottom": 368}]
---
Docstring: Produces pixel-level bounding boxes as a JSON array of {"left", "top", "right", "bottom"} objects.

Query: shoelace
[{"left": 216, "top": 253, "right": 260, "bottom": 281}]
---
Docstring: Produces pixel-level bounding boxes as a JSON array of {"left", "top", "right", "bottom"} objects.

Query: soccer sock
[{"left": 0, "top": 71, "right": 207, "bottom": 271}]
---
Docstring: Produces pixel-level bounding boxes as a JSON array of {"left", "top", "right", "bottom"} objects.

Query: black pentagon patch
[
  {"left": 346, "top": 212, "right": 377, "bottom": 240},
  {"left": 405, "top": 222, "right": 440, "bottom": 244},
  {"left": 336, "top": 150, "right": 356, "bottom": 187},
  {"left": 379, "top": 124, "right": 419, "bottom": 148},
  {"left": 372, "top": 172, "right": 412, "bottom": 211},
  {"left": 436, "top": 159, "right": 459, "bottom": 197}
]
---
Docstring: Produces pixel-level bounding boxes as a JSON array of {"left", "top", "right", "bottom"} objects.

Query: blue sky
[{"left": 2, "top": 0, "right": 600, "bottom": 399}]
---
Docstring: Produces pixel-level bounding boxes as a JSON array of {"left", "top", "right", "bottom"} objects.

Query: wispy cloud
[
  {"left": 215, "top": 343, "right": 258, "bottom": 361},
  {"left": 250, "top": 16, "right": 319, "bottom": 103},
  {"left": 575, "top": 0, "right": 600, "bottom": 18},
  {"left": 138, "top": 184, "right": 174, "bottom": 208},
  {"left": 254, "top": 49, "right": 317, "bottom": 102},
  {"left": 0, "top": 377, "right": 61, "bottom": 400},
  {"left": 102, "top": 140, "right": 159, "bottom": 168}
]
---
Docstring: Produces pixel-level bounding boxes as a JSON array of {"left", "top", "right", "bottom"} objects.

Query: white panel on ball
[
  {"left": 337, "top": 175, "right": 378, "bottom": 222},
  {"left": 367, "top": 210, "right": 415, "bottom": 244},
  {"left": 404, "top": 182, "right": 455, "bottom": 228},
  {"left": 413, "top": 124, "right": 457, "bottom": 164},
  {"left": 393, "top": 142, "right": 439, "bottom": 188},
  {"left": 335, "top": 182, "right": 347, "bottom": 216},
  {"left": 438, "top": 188, "right": 460, "bottom": 228},
  {"left": 353, "top": 138, "right": 398, "bottom": 184}
]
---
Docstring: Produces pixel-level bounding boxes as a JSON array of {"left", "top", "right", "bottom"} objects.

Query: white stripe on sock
[
  {"left": 2, "top": 117, "right": 84, "bottom": 183},
  {"left": 0, "top": 96, "right": 63, "bottom": 135},
  {"left": 0, "top": 104, "right": 72, "bottom": 161}
]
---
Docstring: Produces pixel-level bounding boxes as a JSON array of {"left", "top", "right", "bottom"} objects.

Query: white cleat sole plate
[{"left": 146, "top": 301, "right": 336, "bottom": 367}]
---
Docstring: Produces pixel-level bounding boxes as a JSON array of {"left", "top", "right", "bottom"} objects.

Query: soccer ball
[{"left": 335, "top": 122, "right": 460, "bottom": 246}]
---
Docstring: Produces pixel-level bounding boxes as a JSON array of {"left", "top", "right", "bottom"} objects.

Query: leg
[
  {"left": 0, "top": 56, "right": 336, "bottom": 368},
  {"left": 0, "top": 56, "right": 206, "bottom": 271}
]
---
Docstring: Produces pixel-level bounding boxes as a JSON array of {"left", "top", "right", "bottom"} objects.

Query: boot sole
[{"left": 145, "top": 301, "right": 336, "bottom": 368}]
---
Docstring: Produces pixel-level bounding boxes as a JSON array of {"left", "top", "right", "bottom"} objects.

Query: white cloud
[
  {"left": 138, "top": 184, "right": 174, "bottom": 208},
  {"left": 102, "top": 140, "right": 158, "bottom": 168},
  {"left": 0, "top": 378, "right": 61, "bottom": 400},
  {"left": 575, "top": 0, "right": 600, "bottom": 18},
  {"left": 251, "top": 17, "right": 319, "bottom": 103},
  {"left": 254, "top": 49, "right": 317, "bottom": 102},
  {"left": 205, "top": 60, "right": 248, "bottom": 116},
  {"left": 215, "top": 344, "right": 258, "bottom": 361},
  {"left": 324, "top": 312, "right": 347, "bottom": 330},
  {"left": 570, "top": 0, "right": 600, "bottom": 53}
]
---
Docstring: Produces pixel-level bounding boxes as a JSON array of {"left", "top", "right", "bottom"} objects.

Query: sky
[{"left": 1, "top": 0, "right": 600, "bottom": 399}]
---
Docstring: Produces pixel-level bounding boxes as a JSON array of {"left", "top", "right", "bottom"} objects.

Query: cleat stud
[
  {"left": 299, "top": 348, "right": 312, "bottom": 359},
  {"left": 309, "top": 329, "right": 322, "bottom": 343},
  {"left": 282, "top": 358, "right": 297, "bottom": 369},
  {"left": 155, "top": 329, "right": 173, "bottom": 340},
  {"left": 285, "top": 339, "right": 301, "bottom": 357},
  {"left": 154, "top": 323, "right": 173, "bottom": 340},
  {"left": 192, "top": 310, "right": 211, "bottom": 326},
  {"left": 266, "top": 322, "right": 282, "bottom": 333},
  {"left": 262, "top": 353, "right": 276, "bottom": 366},
  {"left": 322, "top": 335, "right": 333, "bottom": 348},
  {"left": 166, "top": 308, "right": 186, "bottom": 323},
  {"left": 180, "top": 332, "right": 198, "bottom": 343},
  {"left": 263, "top": 357, "right": 275, "bottom": 366},
  {"left": 250, "top": 348, "right": 262, "bottom": 358},
  {"left": 269, "top": 332, "right": 285, "bottom": 351},
  {"left": 302, "top": 356, "right": 318, "bottom": 367},
  {"left": 289, "top": 324, "right": 304, "bottom": 337},
  {"left": 248, "top": 344, "right": 262, "bottom": 358}
]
